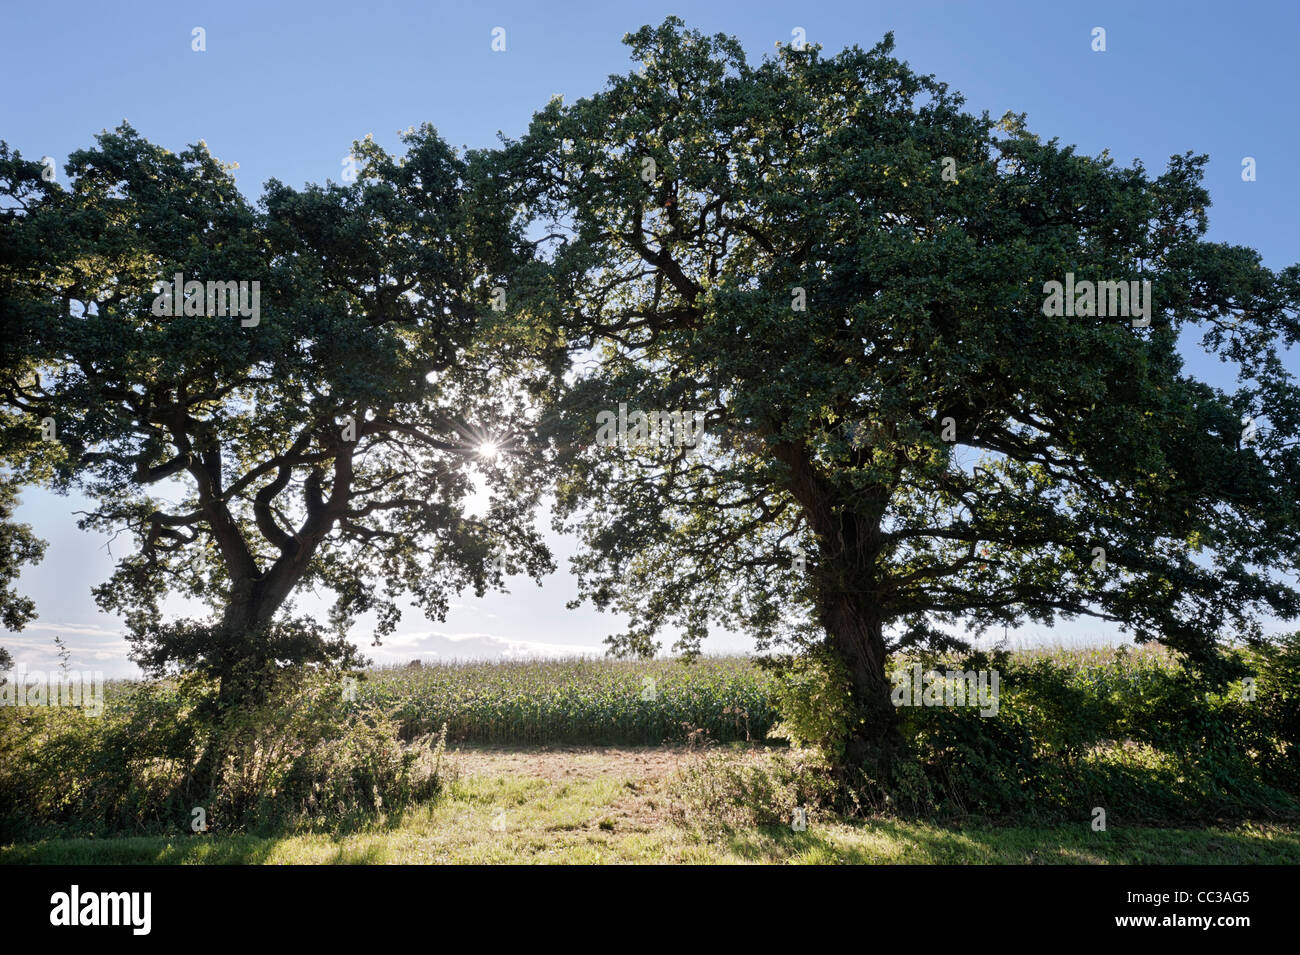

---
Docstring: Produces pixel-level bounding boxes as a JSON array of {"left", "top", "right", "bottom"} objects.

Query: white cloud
[
  {"left": 366, "top": 629, "right": 601, "bottom": 664},
  {"left": 21, "top": 622, "right": 125, "bottom": 640}
]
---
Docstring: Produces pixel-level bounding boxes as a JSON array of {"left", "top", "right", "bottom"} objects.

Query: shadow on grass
[
  {"left": 716, "top": 817, "right": 1300, "bottom": 865},
  {"left": 0, "top": 794, "right": 443, "bottom": 864},
  {"left": 0, "top": 833, "right": 283, "bottom": 865}
]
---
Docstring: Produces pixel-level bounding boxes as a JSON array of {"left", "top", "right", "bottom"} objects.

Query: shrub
[
  {"left": 670, "top": 747, "right": 837, "bottom": 830},
  {"left": 764, "top": 648, "right": 852, "bottom": 764},
  {"left": 0, "top": 669, "right": 450, "bottom": 840},
  {"left": 743, "top": 640, "right": 1300, "bottom": 824},
  {"left": 891, "top": 640, "right": 1300, "bottom": 822}
]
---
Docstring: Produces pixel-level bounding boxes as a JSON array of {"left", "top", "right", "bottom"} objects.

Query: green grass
[{"left": 4, "top": 763, "right": 1296, "bottom": 864}]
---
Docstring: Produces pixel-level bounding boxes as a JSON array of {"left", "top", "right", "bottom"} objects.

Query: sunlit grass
[{"left": 4, "top": 760, "right": 1297, "bottom": 865}]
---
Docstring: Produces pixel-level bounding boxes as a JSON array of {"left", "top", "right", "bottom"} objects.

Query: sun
[{"left": 476, "top": 440, "right": 499, "bottom": 460}]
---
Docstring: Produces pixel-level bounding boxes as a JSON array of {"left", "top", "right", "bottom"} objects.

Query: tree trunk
[
  {"left": 822, "top": 592, "right": 902, "bottom": 781},
  {"left": 189, "top": 580, "right": 283, "bottom": 798},
  {"left": 773, "top": 440, "right": 900, "bottom": 782},
  {"left": 214, "top": 580, "right": 272, "bottom": 704},
  {"left": 184, "top": 454, "right": 343, "bottom": 800}
]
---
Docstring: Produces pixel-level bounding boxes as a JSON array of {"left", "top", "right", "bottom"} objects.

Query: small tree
[
  {"left": 0, "top": 126, "right": 554, "bottom": 703},
  {"left": 503, "top": 20, "right": 1300, "bottom": 776}
]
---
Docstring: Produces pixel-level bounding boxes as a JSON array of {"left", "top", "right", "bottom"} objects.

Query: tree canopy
[
  {"left": 494, "top": 19, "right": 1300, "bottom": 768},
  {"left": 0, "top": 125, "right": 554, "bottom": 690},
  {"left": 0, "top": 144, "right": 56, "bottom": 638}
]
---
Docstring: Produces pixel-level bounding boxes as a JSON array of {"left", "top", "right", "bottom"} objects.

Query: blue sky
[{"left": 2, "top": 0, "right": 1297, "bottom": 674}]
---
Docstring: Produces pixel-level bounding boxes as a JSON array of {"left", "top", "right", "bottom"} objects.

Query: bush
[
  {"left": 670, "top": 747, "right": 838, "bottom": 830},
  {"left": 764, "top": 648, "right": 852, "bottom": 764},
  {"left": 0, "top": 669, "right": 450, "bottom": 840},
  {"left": 891, "top": 640, "right": 1300, "bottom": 822},
  {"left": 740, "top": 639, "right": 1300, "bottom": 824}
]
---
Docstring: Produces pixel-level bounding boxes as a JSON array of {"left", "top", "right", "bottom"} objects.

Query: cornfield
[{"left": 358, "top": 656, "right": 779, "bottom": 746}]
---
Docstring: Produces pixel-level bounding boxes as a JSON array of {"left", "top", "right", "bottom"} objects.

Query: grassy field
[{"left": 5, "top": 744, "right": 1298, "bottom": 864}]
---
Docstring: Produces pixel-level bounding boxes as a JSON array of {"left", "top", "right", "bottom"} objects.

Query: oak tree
[
  {"left": 0, "top": 126, "right": 553, "bottom": 702},
  {"left": 502, "top": 20, "right": 1300, "bottom": 774}
]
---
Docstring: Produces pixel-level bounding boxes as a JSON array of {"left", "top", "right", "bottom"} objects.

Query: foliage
[
  {"left": 0, "top": 668, "right": 450, "bottom": 840},
  {"left": 494, "top": 17, "right": 1300, "bottom": 768},
  {"left": 6, "top": 643, "right": 1292, "bottom": 837},
  {"left": 670, "top": 748, "right": 837, "bottom": 830},
  {"left": 764, "top": 647, "right": 852, "bottom": 763},
  {"left": 0, "top": 481, "right": 44, "bottom": 632},
  {"left": 664, "top": 641, "right": 1300, "bottom": 824},
  {"left": 1, "top": 17, "right": 1298, "bottom": 806},
  {"left": 888, "top": 638, "right": 1300, "bottom": 821},
  {"left": 132, "top": 615, "right": 367, "bottom": 687},
  {"left": 0, "top": 127, "right": 553, "bottom": 683}
]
